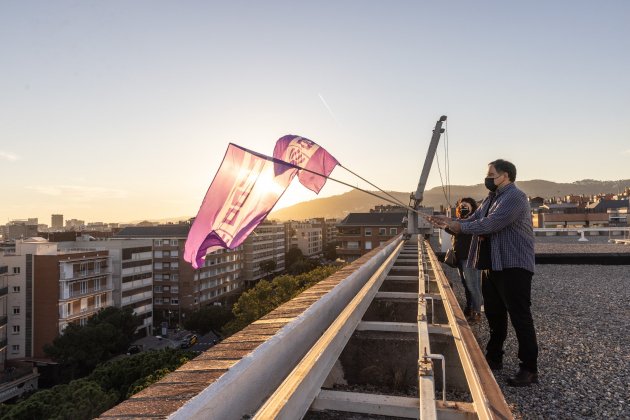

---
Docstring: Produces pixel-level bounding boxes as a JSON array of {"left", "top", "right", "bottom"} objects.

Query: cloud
[
  {"left": 624, "top": 149, "right": 630, "bottom": 155},
  {"left": 0, "top": 151, "right": 19, "bottom": 161},
  {"left": 27, "top": 185, "right": 129, "bottom": 201}
]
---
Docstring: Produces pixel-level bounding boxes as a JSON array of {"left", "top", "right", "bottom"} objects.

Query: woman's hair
[{"left": 456, "top": 197, "right": 479, "bottom": 218}]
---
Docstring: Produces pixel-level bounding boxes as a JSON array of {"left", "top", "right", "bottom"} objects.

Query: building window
[
  {"left": 365, "top": 241, "right": 372, "bottom": 250},
  {"left": 390, "top": 228, "right": 397, "bottom": 235},
  {"left": 11, "top": 345, "right": 19, "bottom": 353},
  {"left": 364, "top": 228, "right": 372, "bottom": 236},
  {"left": 172, "top": 286, "right": 179, "bottom": 293},
  {"left": 170, "top": 239, "right": 178, "bottom": 246},
  {"left": 12, "top": 325, "right": 20, "bottom": 334},
  {"left": 12, "top": 307, "right": 20, "bottom": 315},
  {"left": 171, "top": 298, "right": 179, "bottom": 305},
  {"left": 12, "top": 286, "right": 20, "bottom": 293},
  {"left": 154, "top": 286, "right": 162, "bottom": 293},
  {"left": 153, "top": 239, "right": 161, "bottom": 246},
  {"left": 13, "top": 267, "right": 20, "bottom": 274},
  {"left": 379, "top": 228, "right": 386, "bottom": 235},
  {"left": 154, "top": 297, "right": 162, "bottom": 304},
  {"left": 163, "top": 298, "right": 170, "bottom": 304}
]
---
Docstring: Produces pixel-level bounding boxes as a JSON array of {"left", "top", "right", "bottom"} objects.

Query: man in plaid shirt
[{"left": 429, "top": 159, "right": 539, "bottom": 386}]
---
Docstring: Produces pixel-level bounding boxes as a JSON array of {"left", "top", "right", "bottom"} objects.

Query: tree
[
  {"left": 44, "top": 307, "right": 141, "bottom": 381},
  {"left": 286, "top": 259, "right": 317, "bottom": 275},
  {"left": 223, "top": 265, "right": 340, "bottom": 335},
  {"left": 183, "top": 305, "right": 234, "bottom": 335},
  {"left": 259, "top": 260, "right": 277, "bottom": 278},
  {"left": 324, "top": 242, "right": 338, "bottom": 260},
  {"left": 0, "top": 349, "right": 193, "bottom": 420},
  {"left": 285, "top": 247, "right": 304, "bottom": 267}
]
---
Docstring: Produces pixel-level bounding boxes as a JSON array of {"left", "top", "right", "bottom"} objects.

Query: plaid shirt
[{"left": 461, "top": 182, "right": 535, "bottom": 273}]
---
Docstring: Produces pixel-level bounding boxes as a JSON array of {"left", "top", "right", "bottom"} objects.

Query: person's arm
[{"left": 460, "top": 191, "right": 526, "bottom": 235}]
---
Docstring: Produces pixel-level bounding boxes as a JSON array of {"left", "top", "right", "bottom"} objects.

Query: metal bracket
[{"left": 421, "top": 348, "right": 446, "bottom": 402}]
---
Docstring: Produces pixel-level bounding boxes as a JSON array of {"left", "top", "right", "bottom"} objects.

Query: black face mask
[
  {"left": 459, "top": 208, "right": 470, "bottom": 217},
  {"left": 485, "top": 177, "right": 498, "bottom": 192}
]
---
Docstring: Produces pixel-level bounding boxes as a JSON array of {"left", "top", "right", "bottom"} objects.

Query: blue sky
[{"left": 1, "top": 1, "right": 629, "bottom": 223}]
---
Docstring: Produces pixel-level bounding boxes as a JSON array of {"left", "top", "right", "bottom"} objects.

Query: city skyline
[{"left": 2, "top": 1, "right": 629, "bottom": 223}]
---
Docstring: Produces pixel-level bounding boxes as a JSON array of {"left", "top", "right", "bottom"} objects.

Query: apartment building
[
  {"left": 284, "top": 222, "right": 323, "bottom": 257},
  {"left": 309, "top": 218, "right": 338, "bottom": 247},
  {"left": 63, "top": 239, "right": 154, "bottom": 336},
  {"left": 3, "top": 220, "right": 38, "bottom": 241},
  {"left": 0, "top": 238, "right": 113, "bottom": 359},
  {"left": 0, "top": 264, "right": 7, "bottom": 370},
  {"left": 336, "top": 213, "right": 405, "bottom": 262},
  {"left": 115, "top": 224, "right": 244, "bottom": 328},
  {"left": 242, "top": 221, "right": 285, "bottom": 283},
  {"left": 51, "top": 214, "right": 63, "bottom": 230}
]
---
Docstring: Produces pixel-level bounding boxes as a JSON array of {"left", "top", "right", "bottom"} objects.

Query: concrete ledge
[{"left": 100, "top": 236, "right": 402, "bottom": 420}]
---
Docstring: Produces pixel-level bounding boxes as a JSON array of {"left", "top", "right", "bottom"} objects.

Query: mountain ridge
[{"left": 268, "top": 179, "right": 630, "bottom": 221}]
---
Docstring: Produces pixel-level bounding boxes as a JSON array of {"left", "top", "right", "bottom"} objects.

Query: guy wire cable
[
  {"left": 434, "top": 144, "right": 451, "bottom": 208},
  {"left": 234, "top": 144, "right": 429, "bottom": 218},
  {"left": 338, "top": 164, "right": 410, "bottom": 209}
]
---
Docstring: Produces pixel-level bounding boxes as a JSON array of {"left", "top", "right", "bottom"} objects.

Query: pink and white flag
[
  {"left": 273, "top": 135, "right": 339, "bottom": 193},
  {"left": 184, "top": 137, "right": 339, "bottom": 269},
  {"left": 184, "top": 144, "right": 298, "bottom": 268}
]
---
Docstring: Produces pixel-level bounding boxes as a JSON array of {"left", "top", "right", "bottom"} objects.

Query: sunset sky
[{"left": 1, "top": 1, "right": 629, "bottom": 224}]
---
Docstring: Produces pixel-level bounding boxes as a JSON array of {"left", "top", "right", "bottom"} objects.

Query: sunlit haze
[{"left": 2, "top": 1, "right": 629, "bottom": 224}]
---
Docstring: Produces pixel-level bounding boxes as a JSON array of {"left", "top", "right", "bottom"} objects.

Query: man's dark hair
[{"left": 489, "top": 159, "right": 516, "bottom": 182}]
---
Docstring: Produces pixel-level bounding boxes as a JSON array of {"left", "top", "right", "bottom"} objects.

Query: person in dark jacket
[{"left": 447, "top": 197, "right": 482, "bottom": 323}]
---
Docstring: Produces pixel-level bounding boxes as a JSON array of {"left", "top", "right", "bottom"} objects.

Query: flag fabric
[
  {"left": 184, "top": 143, "right": 298, "bottom": 269},
  {"left": 273, "top": 135, "right": 339, "bottom": 194}
]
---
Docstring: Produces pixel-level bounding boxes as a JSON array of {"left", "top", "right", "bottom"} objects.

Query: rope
[
  {"left": 339, "top": 164, "right": 410, "bottom": 209},
  {"left": 232, "top": 143, "right": 430, "bottom": 218}
]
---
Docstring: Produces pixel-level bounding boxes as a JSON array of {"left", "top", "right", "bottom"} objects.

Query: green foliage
[
  {"left": 285, "top": 247, "right": 304, "bottom": 267},
  {"left": 89, "top": 348, "right": 193, "bottom": 399},
  {"left": 126, "top": 368, "right": 172, "bottom": 398},
  {"left": 259, "top": 259, "right": 277, "bottom": 276},
  {"left": 323, "top": 242, "right": 338, "bottom": 260},
  {"left": 286, "top": 259, "right": 318, "bottom": 275},
  {"left": 0, "top": 349, "right": 193, "bottom": 420},
  {"left": 183, "top": 304, "right": 234, "bottom": 335},
  {"left": 223, "top": 265, "right": 339, "bottom": 335},
  {"left": 89, "top": 306, "right": 139, "bottom": 339},
  {"left": 44, "top": 306, "right": 141, "bottom": 381},
  {"left": 0, "top": 379, "right": 118, "bottom": 420}
]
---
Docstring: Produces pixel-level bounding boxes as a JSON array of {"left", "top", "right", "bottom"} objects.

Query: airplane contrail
[{"left": 318, "top": 93, "right": 340, "bottom": 125}]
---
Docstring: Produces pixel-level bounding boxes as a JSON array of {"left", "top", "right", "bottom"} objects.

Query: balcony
[
  {"left": 60, "top": 269, "right": 111, "bottom": 282},
  {"left": 60, "top": 283, "right": 113, "bottom": 300},
  {"left": 60, "top": 303, "right": 111, "bottom": 321}
]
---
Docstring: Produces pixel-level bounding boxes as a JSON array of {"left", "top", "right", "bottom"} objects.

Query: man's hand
[
  {"left": 426, "top": 215, "right": 462, "bottom": 234},
  {"left": 447, "top": 220, "right": 462, "bottom": 234},
  {"left": 426, "top": 215, "right": 450, "bottom": 226}
]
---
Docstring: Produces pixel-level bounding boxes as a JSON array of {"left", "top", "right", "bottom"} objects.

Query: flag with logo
[
  {"left": 184, "top": 138, "right": 338, "bottom": 269},
  {"left": 273, "top": 135, "right": 339, "bottom": 193}
]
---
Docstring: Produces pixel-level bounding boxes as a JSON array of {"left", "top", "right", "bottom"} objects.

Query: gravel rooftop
[{"left": 445, "top": 260, "right": 629, "bottom": 419}]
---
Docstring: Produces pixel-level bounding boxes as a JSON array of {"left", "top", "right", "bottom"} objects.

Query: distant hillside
[{"left": 269, "top": 179, "right": 630, "bottom": 221}]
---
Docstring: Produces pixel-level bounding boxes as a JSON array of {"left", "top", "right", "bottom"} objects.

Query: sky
[{"left": 1, "top": 1, "right": 629, "bottom": 224}]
